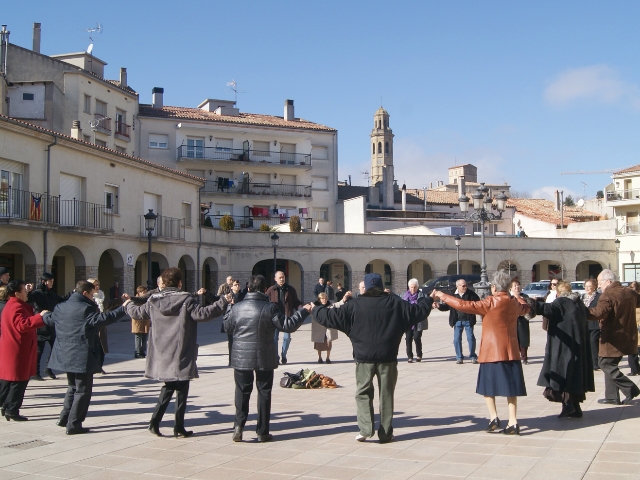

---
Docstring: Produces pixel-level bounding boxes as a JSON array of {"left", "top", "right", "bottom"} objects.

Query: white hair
[
  {"left": 599, "top": 269, "right": 617, "bottom": 282},
  {"left": 456, "top": 279, "right": 467, "bottom": 287},
  {"left": 492, "top": 270, "right": 512, "bottom": 292},
  {"left": 408, "top": 278, "right": 419, "bottom": 288}
]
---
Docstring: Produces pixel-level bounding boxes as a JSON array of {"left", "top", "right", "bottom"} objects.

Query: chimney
[
  {"left": 284, "top": 99, "right": 294, "bottom": 121},
  {"left": 555, "top": 190, "right": 560, "bottom": 211},
  {"left": 458, "top": 176, "right": 466, "bottom": 199},
  {"left": 120, "top": 67, "right": 127, "bottom": 88},
  {"left": 71, "top": 120, "right": 82, "bottom": 140},
  {"left": 0, "top": 25, "right": 9, "bottom": 76},
  {"left": 152, "top": 87, "right": 164, "bottom": 109},
  {"left": 401, "top": 183, "right": 407, "bottom": 211},
  {"left": 32, "top": 23, "right": 41, "bottom": 53}
]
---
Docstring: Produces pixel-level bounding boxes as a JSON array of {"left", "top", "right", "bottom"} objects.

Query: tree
[
  {"left": 564, "top": 195, "right": 575, "bottom": 207},
  {"left": 596, "top": 190, "right": 604, "bottom": 199}
]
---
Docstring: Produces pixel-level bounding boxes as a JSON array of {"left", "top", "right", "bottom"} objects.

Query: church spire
[{"left": 370, "top": 107, "right": 394, "bottom": 186}]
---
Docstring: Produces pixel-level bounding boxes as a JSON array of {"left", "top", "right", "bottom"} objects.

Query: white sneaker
[{"left": 355, "top": 433, "right": 373, "bottom": 442}]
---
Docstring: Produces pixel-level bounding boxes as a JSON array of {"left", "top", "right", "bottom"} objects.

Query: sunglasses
[{"left": 551, "top": 283, "right": 558, "bottom": 286}]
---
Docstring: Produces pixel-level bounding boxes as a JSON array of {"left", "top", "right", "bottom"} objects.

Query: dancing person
[
  {"left": 224, "top": 275, "right": 312, "bottom": 442},
  {"left": 0, "top": 267, "right": 9, "bottom": 287},
  {"left": 588, "top": 269, "right": 640, "bottom": 405},
  {"left": 28, "top": 272, "right": 62, "bottom": 380},
  {"left": 0, "top": 280, "right": 47, "bottom": 421},
  {"left": 403, "top": 278, "right": 429, "bottom": 363},
  {"left": 43, "top": 280, "right": 130, "bottom": 434},
  {"left": 313, "top": 273, "right": 433, "bottom": 443},
  {"left": 314, "top": 277, "right": 326, "bottom": 297},
  {"left": 131, "top": 286, "right": 149, "bottom": 358},
  {"left": 87, "top": 278, "right": 108, "bottom": 374},
  {"left": 311, "top": 292, "right": 346, "bottom": 364},
  {"left": 627, "top": 281, "right": 640, "bottom": 376},
  {"left": 437, "top": 278, "right": 480, "bottom": 365},
  {"left": 510, "top": 279, "right": 531, "bottom": 365},
  {"left": 582, "top": 279, "right": 601, "bottom": 370},
  {"left": 433, "top": 270, "right": 531, "bottom": 435},
  {"left": 125, "top": 268, "right": 229, "bottom": 437},
  {"left": 535, "top": 281, "right": 594, "bottom": 418},
  {"left": 266, "top": 271, "right": 302, "bottom": 365}
]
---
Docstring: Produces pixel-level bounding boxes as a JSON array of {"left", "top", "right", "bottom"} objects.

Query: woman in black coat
[
  {"left": 510, "top": 280, "right": 530, "bottom": 365},
  {"left": 535, "top": 281, "right": 595, "bottom": 418},
  {"left": 581, "top": 279, "right": 601, "bottom": 370}
]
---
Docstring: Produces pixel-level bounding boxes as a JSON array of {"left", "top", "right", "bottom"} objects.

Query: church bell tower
[{"left": 370, "top": 107, "right": 394, "bottom": 186}]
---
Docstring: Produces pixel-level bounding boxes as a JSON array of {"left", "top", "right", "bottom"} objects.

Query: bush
[
  {"left": 203, "top": 216, "right": 213, "bottom": 228},
  {"left": 219, "top": 215, "right": 235, "bottom": 231},
  {"left": 289, "top": 215, "right": 302, "bottom": 232},
  {"left": 259, "top": 223, "right": 271, "bottom": 232}
]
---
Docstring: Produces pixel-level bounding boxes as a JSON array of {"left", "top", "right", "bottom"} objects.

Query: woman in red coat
[{"left": 0, "top": 280, "right": 48, "bottom": 421}]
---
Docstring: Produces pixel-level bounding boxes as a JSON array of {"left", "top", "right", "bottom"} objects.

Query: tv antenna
[
  {"left": 362, "top": 170, "right": 370, "bottom": 187},
  {"left": 84, "top": 23, "right": 102, "bottom": 54},
  {"left": 581, "top": 181, "right": 587, "bottom": 199},
  {"left": 226, "top": 80, "right": 245, "bottom": 104}
]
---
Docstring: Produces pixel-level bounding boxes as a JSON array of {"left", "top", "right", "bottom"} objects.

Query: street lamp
[
  {"left": 144, "top": 209, "right": 158, "bottom": 290},
  {"left": 271, "top": 232, "right": 279, "bottom": 278},
  {"left": 457, "top": 185, "right": 508, "bottom": 298},
  {"left": 454, "top": 235, "right": 461, "bottom": 275},
  {"left": 615, "top": 238, "right": 621, "bottom": 279}
]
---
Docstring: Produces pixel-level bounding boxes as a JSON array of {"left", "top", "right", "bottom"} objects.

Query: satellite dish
[
  {"left": 86, "top": 43, "right": 93, "bottom": 54},
  {"left": 577, "top": 199, "right": 585, "bottom": 207}
]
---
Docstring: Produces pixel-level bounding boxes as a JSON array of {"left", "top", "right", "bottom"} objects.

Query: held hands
[
  {"left": 303, "top": 303, "right": 314, "bottom": 312},
  {"left": 343, "top": 291, "right": 353, "bottom": 301},
  {"left": 25, "top": 283, "right": 34, "bottom": 293},
  {"left": 121, "top": 293, "right": 131, "bottom": 301},
  {"left": 197, "top": 288, "right": 207, "bottom": 295},
  {"left": 39, "top": 309, "right": 50, "bottom": 316},
  {"left": 224, "top": 293, "right": 233, "bottom": 304},
  {"left": 123, "top": 299, "right": 133, "bottom": 306}
]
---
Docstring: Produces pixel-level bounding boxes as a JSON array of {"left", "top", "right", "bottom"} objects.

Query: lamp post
[
  {"left": 454, "top": 235, "right": 461, "bottom": 275},
  {"left": 615, "top": 238, "right": 621, "bottom": 279},
  {"left": 144, "top": 209, "right": 158, "bottom": 290},
  {"left": 458, "top": 184, "right": 508, "bottom": 298},
  {"left": 271, "top": 232, "right": 279, "bottom": 278}
]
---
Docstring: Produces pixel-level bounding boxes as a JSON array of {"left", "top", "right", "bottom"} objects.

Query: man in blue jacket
[
  {"left": 313, "top": 273, "right": 433, "bottom": 443},
  {"left": 43, "top": 280, "right": 131, "bottom": 435}
]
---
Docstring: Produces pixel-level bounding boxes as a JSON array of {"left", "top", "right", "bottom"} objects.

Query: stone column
[
  {"left": 25, "top": 264, "right": 45, "bottom": 284},
  {"left": 351, "top": 271, "right": 365, "bottom": 294},
  {"left": 393, "top": 270, "right": 406, "bottom": 295},
  {"left": 76, "top": 266, "right": 98, "bottom": 283},
  {"left": 519, "top": 269, "right": 532, "bottom": 286},
  {"left": 303, "top": 271, "right": 317, "bottom": 304},
  {"left": 122, "top": 266, "right": 135, "bottom": 295},
  {"left": 185, "top": 269, "right": 197, "bottom": 293}
]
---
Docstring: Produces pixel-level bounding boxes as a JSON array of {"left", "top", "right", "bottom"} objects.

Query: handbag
[{"left": 280, "top": 369, "right": 304, "bottom": 388}]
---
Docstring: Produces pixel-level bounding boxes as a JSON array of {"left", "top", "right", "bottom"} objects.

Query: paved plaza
[{"left": 1, "top": 309, "right": 640, "bottom": 480}]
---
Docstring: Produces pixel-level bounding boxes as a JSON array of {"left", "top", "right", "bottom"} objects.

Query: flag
[{"left": 30, "top": 194, "right": 42, "bottom": 221}]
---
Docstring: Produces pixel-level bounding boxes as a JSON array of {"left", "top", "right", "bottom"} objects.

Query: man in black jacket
[
  {"left": 28, "top": 272, "right": 63, "bottom": 380},
  {"left": 42, "top": 280, "right": 131, "bottom": 435},
  {"left": 224, "top": 275, "right": 312, "bottom": 443},
  {"left": 436, "top": 279, "right": 480, "bottom": 364},
  {"left": 313, "top": 273, "right": 433, "bottom": 443}
]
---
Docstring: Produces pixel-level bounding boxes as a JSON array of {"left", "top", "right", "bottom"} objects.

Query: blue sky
[{"left": 4, "top": 1, "right": 640, "bottom": 200}]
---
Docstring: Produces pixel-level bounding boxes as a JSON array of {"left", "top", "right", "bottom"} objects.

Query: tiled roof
[
  {"left": 138, "top": 105, "right": 336, "bottom": 132},
  {"left": 507, "top": 198, "right": 603, "bottom": 226},
  {"left": 338, "top": 185, "right": 369, "bottom": 201},
  {"left": 105, "top": 80, "right": 138, "bottom": 96},
  {"left": 400, "top": 189, "right": 460, "bottom": 205},
  {"left": 0, "top": 115, "right": 203, "bottom": 182},
  {"left": 614, "top": 164, "right": 640, "bottom": 175}
]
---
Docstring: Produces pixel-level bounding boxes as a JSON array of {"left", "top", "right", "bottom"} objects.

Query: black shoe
[
  {"left": 148, "top": 422, "right": 162, "bottom": 436},
  {"left": 379, "top": 435, "right": 394, "bottom": 444},
  {"left": 5, "top": 414, "right": 28, "bottom": 422},
  {"left": 232, "top": 426, "right": 243, "bottom": 442},
  {"left": 502, "top": 424, "right": 520, "bottom": 435},
  {"left": 0, "top": 408, "right": 4, "bottom": 417},
  {"left": 326, "top": 358, "right": 332, "bottom": 364},
  {"left": 134, "top": 352, "right": 143, "bottom": 358},
  {"left": 56, "top": 419, "right": 67, "bottom": 427},
  {"left": 629, "top": 372, "right": 639, "bottom": 376},
  {"left": 66, "top": 426, "right": 90, "bottom": 435},
  {"left": 622, "top": 389, "right": 640, "bottom": 404},
  {"left": 174, "top": 426, "right": 193, "bottom": 438},
  {"left": 100, "top": 369, "right": 107, "bottom": 375},
  {"left": 568, "top": 403, "right": 583, "bottom": 418},
  {"left": 472, "top": 358, "right": 478, "bottom": 364},
  {"left": 558, "top": 403, "right": 576, "bottom": 418},
  {"left": 257, "top": 434, "right": 273, "bottom": 443},
  {"left": 416, "top": 357, "right": 422, "bottom": 362},
  {"left": 522, "top": 359, "right": 529, "bottom": 365},
  {"left": 456, "top": 359, "right": 463, "bottom": 364},
  {"left": 485, "top": 417, "right": 501, "bottom": 432},
  {"left": 44, "top": 368, "right": 56, "bottom": 379},
  {"left": 318, "top": 358, "right": 324, "bottom": 364},
  {"left": 597, "top": 398, "right": 622, "bottom": 405},
  {"left": 281, "top": 357, "right": 287, "bottom": 365},
  {"left": 31, "top": 374, "right": 44, "bottom": 381}
]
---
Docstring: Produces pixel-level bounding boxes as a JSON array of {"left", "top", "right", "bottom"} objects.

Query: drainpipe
[
  {"left": 44, "top": 135, "right": 57, "bottom": 271},
  {"left": 196, "top": 184, "right": 204, "bottom": 290}
]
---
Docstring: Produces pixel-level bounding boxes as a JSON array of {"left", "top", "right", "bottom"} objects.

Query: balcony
[
  {"left": 618, "top": 223, "right": 640, "bottom": 235},
  {"left": 606, "top": 188, "right": 640, "bottom": 204},
  {"left": 203, "top": 215, "right": 312, "bottom": 231},
  {"left": 177, "top": 146, "right": 311, "bottom": 167},
  {"left": 59, "top": 199, "right": 113, "bottom": 231},
  {"left": 93, "top": 113, "right": 111, "bottom": 135},
  {"left": 139, "top": 215, "right": 185, "bottom": 240},
  {"left": 115, "top": 121, "right": 131, "bottom": 142},
  {"left": 202, "top": 180, "right": 312, "bottom": 198},
  {"left": 0, "top": 188, "right": 59, "bottom": 224}
]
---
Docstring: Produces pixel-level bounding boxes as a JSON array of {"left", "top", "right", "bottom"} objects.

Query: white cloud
[
  {"left": 530, "top": 186, "right": 579, "bottom": 201},
  {"left": 544, "top": 65, "right": 640, "bottom": 109}
]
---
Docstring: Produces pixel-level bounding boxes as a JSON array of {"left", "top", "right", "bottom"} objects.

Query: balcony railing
[
  {"left": 139, "top": 215, "right": 185, "bottom": 240},
  {"left": 177, "top": 146, "right": 311, "bottom": 166},
  {"left": 607, "top": 189, "right": 640, "bottom": 201},
  {"left": 618, "top": 223, "right": 640, "bottom": 235},
  {"left": 94, "top": 113, "right": 111, "bottom": 134},
  {"left": 203, "top": 215, "right": 312, "bottom": 231},
  {"left": 203, "top": 180, "right": 312, "bottom": 198},
  {"left": 60, "top": 199, "right": 113, "bottom": 230},
  {"left": 115, "top": 121, "right": 131, "bottom": 138},
  {"left": 0, "top": 187, "right": 59, "bottom": 223}
]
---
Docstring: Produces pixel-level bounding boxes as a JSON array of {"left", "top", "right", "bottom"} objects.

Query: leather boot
[
  {"left": 148, "top": 421, "right": 162, "bottom": 436},
  {"left": 232, "top": 426, "right": 243, "bottom": 442},
  {"left": 173, "top": 425, "right": 193, "bottom": 438}
]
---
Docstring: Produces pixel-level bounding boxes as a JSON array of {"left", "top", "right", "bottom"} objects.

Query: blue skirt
[{"left": 476, "top": 361, "right": 527, "bottom": 397}]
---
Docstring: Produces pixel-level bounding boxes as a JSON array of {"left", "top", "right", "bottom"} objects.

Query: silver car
[
  {"left": 522, "top": 282, "right": 550, "bottom": 299},
  {"left": 571, "top": 281, "right": 586, "bottom": 295}
]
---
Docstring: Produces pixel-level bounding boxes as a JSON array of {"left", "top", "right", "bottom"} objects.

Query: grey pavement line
[{"left": 577, "top": 404, "right": 625, "bottom": 479}]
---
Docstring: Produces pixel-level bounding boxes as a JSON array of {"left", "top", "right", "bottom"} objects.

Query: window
[
  {"left": 182, "top": 202, "right": 192, "bottom": 227},
  {"left": 215, "top": 138, "right": 233, "bottom": 151},
  {"left": 95, "top": 139, "right": 107, "bottom": 147},
  {"left": 313, "top": 208, "right": 328, "bottom": 222},
  {"left": 216, "top": 204, "right": 233, "bottom": 215},
  {"left": 104, "top": 184, "right": 119, "bottom": 214},
  {"left": 22, "top": 93, "right": 34, "bottom": 101},
  {"left": 385, "top": 142, "right": 389, "bottom": 154},
  {"left": 149, "top": 134, "right": 168, "bottom": 149},
  {"left": 115, "top": 146, "right": 126, "bottom": 154},
  {"left": 115, "top": 109, "right": 128, "bottom": 136},
  {"left": 253, "top": 141, "right": 270, "bottom": 153},
  {"left": 83, "top": 134, "right": 91, "bottom": 143},
  {"left": 280, "top": 143, "right": 296, "bottom": 164},
  {"left": 377, "top": 142, "right": 382, "bottom": 154},
  {"left": 624, "top": 264, "right": 640, "bottom": 282},
  {"left": 83, "top": 95, "right": 91, "bottom": 113},
  {"left": 311, "top": 176, "right": 328, "bottom": 190},
  {"left": 312, "top": 146, "right": 328, "bottom": 160},
  {"left": 187, "top": 137, "right": 205, "bottom": 158},
  {"left": 95, "top": 99, "right": 107, "bottom": 117},
  {"left": 0, "top": 170, "right": 23, "bottom": 190},
  {"left": 372, "top": 143, "right": 375, "bottom": 154}
]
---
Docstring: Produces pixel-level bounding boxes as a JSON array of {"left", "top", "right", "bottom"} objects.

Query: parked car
[
  {"left": 570, "top": 281, "right": 586, "bottom": 295},
  {"left": 522, "top": 282, "right": 551, "bottom": 299},
  {"left": 420, "top": 274, "right": 482, "bottom": 296}
]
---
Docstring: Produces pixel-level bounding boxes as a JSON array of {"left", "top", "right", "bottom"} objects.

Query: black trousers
[
  {"left": 628, "top": 348, "right": 640, "bottom": 375},
  {"left": 589, "top": 329, "right": 601, "bottom": 368},
  {"left": 599, "top": 356, "right": 640, "bottom": 401},
  {"left": 0, "top": 380, "right": 29, "bottom": 416},
  {"left": 150, "top": 380, "right": 190, "bottom": 426},
  {"left": 234, "top": 369, "right": 274, "bottom": 435},
  {"left": 36, "top": 338, "right": 55, "bottom": 374},
  {"left": 405, "top": 328, "right": 423, "bottom": 359},
  {"left": 60, "top": 373, "right": 93, "bottom": 429}
]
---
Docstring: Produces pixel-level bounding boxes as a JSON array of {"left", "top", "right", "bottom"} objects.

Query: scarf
[{"left": 403, "top": 290, "right": 419, "bottom": 304}]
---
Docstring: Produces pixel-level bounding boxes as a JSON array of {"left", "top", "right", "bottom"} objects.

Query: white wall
[
  {"left": 7, "top": 84, "right": 45, "bottom": 119},
  {"left": 343, "top": 196, "right": 366, "bottom": 233}
]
